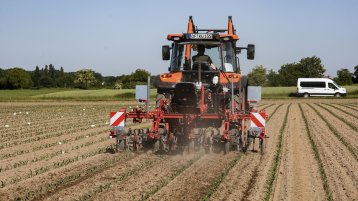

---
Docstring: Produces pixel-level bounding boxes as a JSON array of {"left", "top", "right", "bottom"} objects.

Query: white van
[{"left": 297, "top": 78, "right": 347, "bottom": 98}]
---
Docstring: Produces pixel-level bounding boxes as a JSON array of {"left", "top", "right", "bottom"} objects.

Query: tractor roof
[{"left": 167, "top": 16, "right": 239, "bottom": 42}]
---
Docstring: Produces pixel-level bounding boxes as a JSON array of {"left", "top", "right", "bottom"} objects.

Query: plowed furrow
[
  {"left": 0, "top": 152, "right": 137, "bottom": 200},
  {"left": 320, "top": 104, "right": 358, "bottom": 130},
  {"left": 208, "top": 104, "right": 287, "bottom": 201},
  {"left": 92, "top": 153, "right": 203, "bottom": 201},
  {"left": 302, "top": 104, "right": 358, "bottom": 200},
  {"left": 149, "top": 153, "right": 236, "bottom": 200},
  {"left": 42, "top": 153, "right": 166, "bottom": 201},
  {"left": 272, "top": 104, "right": 325, "bottom": 201},
  {"left": 309, "top": 104, "right": 358, "bottom": 160}
]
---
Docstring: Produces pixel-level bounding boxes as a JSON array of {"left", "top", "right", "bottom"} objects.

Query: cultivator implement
[{"left": 110, "top": 88, "right": 267, "bottom": 154}]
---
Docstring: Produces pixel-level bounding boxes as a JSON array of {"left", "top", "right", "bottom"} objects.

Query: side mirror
[
  {"left": 162, "top": 45, "right": 170, "bottom": 60},
  {"left": 247, "top": 44, "right": 255, "bottom": 60}
]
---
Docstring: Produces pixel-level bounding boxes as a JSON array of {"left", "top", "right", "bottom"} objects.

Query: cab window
[
  {"left": 221, "top": 42, "right": 236, "bottom": 72},
  {"left": 328, "top": 83, "right": 338, "bottom": 90}
]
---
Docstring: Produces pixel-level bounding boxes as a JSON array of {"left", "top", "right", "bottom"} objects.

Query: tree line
[
  {"left": 248, "top": 56, "right": 358, "bottom": 86},
  {"left": 1, "top": 56, "right": 357, "bottom": 89},
  {"left": 0, "top": 64, "right": 151, "bottom": 89}
]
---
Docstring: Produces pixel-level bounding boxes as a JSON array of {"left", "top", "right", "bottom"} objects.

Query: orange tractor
[{"left": 110, "top": 16, "right": 267, "bottom": 154}]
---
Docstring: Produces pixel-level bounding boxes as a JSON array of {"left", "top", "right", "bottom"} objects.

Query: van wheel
[
  {"left": 303, "top": 93, "right": 309, "bottom": 98},
  {"left": 335, "top": 93, "right": 341, "bottom": 97}
]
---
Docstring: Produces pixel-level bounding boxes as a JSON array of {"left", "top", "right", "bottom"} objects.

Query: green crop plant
[{"left": 263, "top": 104, "right": 291, "bottom": 201}]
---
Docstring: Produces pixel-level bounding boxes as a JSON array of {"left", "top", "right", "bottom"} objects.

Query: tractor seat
[{"left": 192, "top": 61, "right": 210, "bottom": 71}]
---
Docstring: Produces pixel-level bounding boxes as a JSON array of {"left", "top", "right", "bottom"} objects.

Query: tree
[
  {"left": 103, "top": 76, "right": 117, "bottom": 88},
  {"left": 60, "top": 67, "right": 64, "bottom": 77},
  {"left": 62, "top": 72, "right": 75, "bottom": 88},
  {"left": 94, "top": 72, "right": 104, "bottom": 87},
  {"left": 39, "top": 76, "right": 54, "bottom": 88},
  {"left": 44, "top": 65, "right": 49, "bottom": 75},
  {"left": 33, "top": 66, "right": 41, "bottom": 87},
  {"left": 49, "top": 64, "right": 56, "bottom": 79},
  {"left": 5, "top": 68, "right": 33, "bottom": 89},
  {"left": 277, "top": 56, "right": 326, "bottom": 86},
  {"left": 266, "top": 69, "right": 281, "bottom": 86},
  {"left": 74, "top": 69, "right": 98, "bottom": 89},
  {"left": 335, "top": 68, "right": 353, "bottom": 85},
  {"left": 353, "top": 65, "right": 358, "bottom": 83},
  {"left": 299, "top": 56, "right": 325, "bottom": 78},
  {"left": 278, "top": 63, "right": 302, "bottom": 86},
  {"left": 131, "top": 69, "right": 151, "bottom": 82},
  {"left": 0, "top": 68, "right": 6, "bottom": 89},
  {"left": 248, "top": 65, "right": 267, "bottom": 86}
]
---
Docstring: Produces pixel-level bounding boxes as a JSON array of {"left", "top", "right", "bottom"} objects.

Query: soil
[
  {"left": 272, "top": 104, "right": 325, "bottom": 201},
  {"left": 302, "top": 104, "right": 358, "bottom": 201},
  {"left": 1, "top": 100, "right": 358, "bottom": 201}
]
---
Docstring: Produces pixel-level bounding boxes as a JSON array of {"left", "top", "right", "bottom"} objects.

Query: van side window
[
  {"left": 300, "top": 82, "right": 325, "bottom": 88},
  {"left": 328, "top": 83, "right": 337, "bottom": 90}
]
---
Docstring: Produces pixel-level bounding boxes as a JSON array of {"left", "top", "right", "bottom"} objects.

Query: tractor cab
[
  {"left": 166, "top": 35, "right": 238, "bottom": 73},
  {"left": 160, "top": 16, "right": 254, "bottom": 87}
]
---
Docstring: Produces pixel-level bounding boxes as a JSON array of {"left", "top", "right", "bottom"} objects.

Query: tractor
[{"left": 110, "top": 16, "right": 267, "bottom": 154}]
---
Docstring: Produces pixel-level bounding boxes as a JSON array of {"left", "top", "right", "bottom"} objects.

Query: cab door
[{"left": 327, "top": 82, "right": 338, "bottom": 95}]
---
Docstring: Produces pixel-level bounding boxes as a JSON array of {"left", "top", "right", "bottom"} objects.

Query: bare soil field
[{"left": 0, "top": 99, "right": 357, "bottom": 201}]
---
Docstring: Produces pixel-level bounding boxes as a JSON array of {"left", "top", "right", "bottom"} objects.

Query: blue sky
[{"left": 0, "top": 0, "right": 357, "bottom": 77}]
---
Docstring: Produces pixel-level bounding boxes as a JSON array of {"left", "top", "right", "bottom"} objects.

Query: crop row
[
  {"left": 1, "top": 144, "right": 111, "bottom": 188},
  {"left": 0, "top": 123, "right": 150, "bottom": 187},
  {"left": 308, "top": 104, "right": 358, "bottom": 161},
  {"left": 0, "top": 122, "right": 106, "bottom": 151},
  {"left": 0, "top": 104, "right": 117, "bottom": 132},
  {"left": 76, "top": 156, "right": 164, "bottom": 201},
  {"left": 0, "top": 131, "right": 109, "bottom": 173},
  {"left": 0, "top": 121, "right": 141, "bottom": 161},
  {"left": 299, "top": 104, "right": 333, "bottom": 201},
  {"left": 141, "top": 153, "right": 204, "bottom": 200},
  {"left": 199, "top": 104, "right": 283, "bottom": 200},
  {"left": 338, "top": 103, "right": 358, "bottom": 112},
  {"left": 11, "top": 151, "right": 136, "bottom": 201},
  {"left": 263, "top": 104, "right": 291, "bottom": 201},
  {"left": 201, "top": 154, "right": 243, "bottom": 200},
  {"left": 324, "top": 103, "right": 358, "bottom": 119},
  {"left": 0, "top": 114, "right": 105, "bottom": 142}
]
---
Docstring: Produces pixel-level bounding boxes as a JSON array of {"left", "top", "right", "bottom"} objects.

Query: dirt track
[{"left": 1, "top": 99, "right": 358, "bottom": 201}]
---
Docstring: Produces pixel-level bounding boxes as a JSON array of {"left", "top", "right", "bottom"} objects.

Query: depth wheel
[
  {"left": 224, "top": 142, "right": 230, "bottom": 154},
  {"left": 212, "top": 140, "right": 223, "bottom": 154},
  {"left": 259, "top": 138, "right": 265, "bottom": 154},
  {"left": 188, "top": 140, "right": 195, "bottom": 153}
]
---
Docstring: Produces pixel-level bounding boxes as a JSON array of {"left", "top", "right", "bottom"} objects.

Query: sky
[{"left": 0, "top": 0, "right": 357, "bottom": 77}]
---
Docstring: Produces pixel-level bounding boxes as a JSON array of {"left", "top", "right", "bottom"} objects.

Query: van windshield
[{"left": 332, "top": 82, "right": 340, "bottom": 88}]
